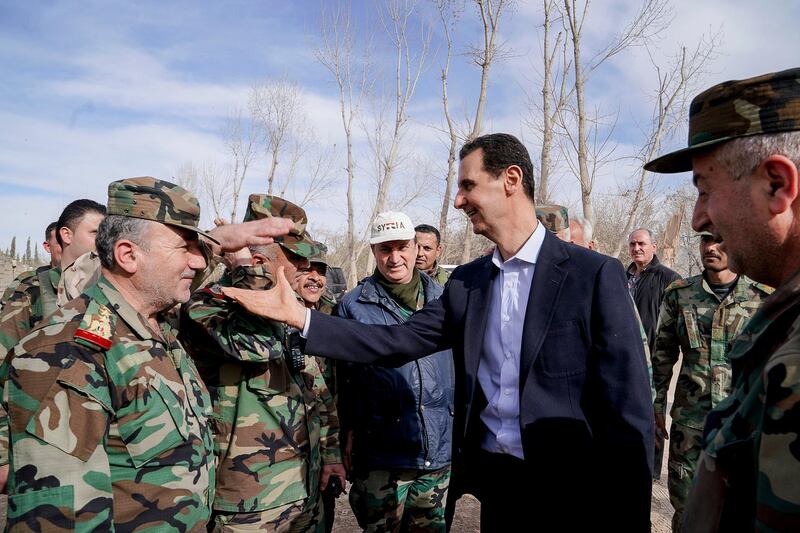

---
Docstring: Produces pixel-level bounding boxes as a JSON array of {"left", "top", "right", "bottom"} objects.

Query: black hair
[
  {"left": 414, "top": 224, "right": 441, "bottom": 245},
  {"left": 459, "top": 133, "right": 535, "bottom": 201},
  {"left": 45, "top": 221, "right": 58, "bottom": 242},
  {"left": 56, "top": 199, "right": 107, "bottom": 246}
]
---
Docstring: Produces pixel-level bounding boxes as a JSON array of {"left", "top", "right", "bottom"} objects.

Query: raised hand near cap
[
  {"left": 222, "top": 266, "right": 308, "bottom": 329},
  {"left": 208, "top": 217, "right": 295, "bottom": 254}
]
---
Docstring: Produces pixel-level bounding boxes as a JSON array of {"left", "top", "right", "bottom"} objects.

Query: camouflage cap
[
  {"left": 309, "top": 241, "right": 328, "bottom": 267},
  {"left": 107, "top": 177, "right": 219, "bottom": 244},
  {"left": 536, "top": 204, "right": 569, "bottom": 233},
  {"left": 243, "top": 194, "right": 321, "bottom": 258},
  {"left": 645, "top": 68, "right": 800, "bottom": 173}
]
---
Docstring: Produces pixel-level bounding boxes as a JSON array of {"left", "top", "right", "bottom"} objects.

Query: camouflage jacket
[
  {"left": 692, "top": 269, "right": 800, "bottom": 531},
  {"left": 652, "top": 274, "right": 771, "bottom": 429},
  {"left": 426, "top": 263, "right": 450, "bottom": 286},
  {"left": 5, "top": 275, "right": 215, "bottom": 532},
  {"left": 1, "top": 267, "right": 42, "bottom": 307},
  {"left": 180, "top": 265, "right": 341, "bottom": 514},
  {"left": 0, "top": 265, "right": 61, "bottom": 357},
  {"left": 0, "top": 265, "right": 61, "bottom": 466}
]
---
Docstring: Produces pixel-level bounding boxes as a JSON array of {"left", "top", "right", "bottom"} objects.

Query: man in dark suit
[{"left": 225, "top": 133, "right": 654, "bottom": 531}]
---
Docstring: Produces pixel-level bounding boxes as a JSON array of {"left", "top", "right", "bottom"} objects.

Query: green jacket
[
  {"left": 693, "top": 268, "right": 800, "bottom": 531},
  {"left": 426, "top": 263, "right": 450, "bottom": 286},
  {"left": 0, "top": 265, "right": 61, "bottom": 466},
  {"left": 6, "top": 276, "right": 215, "bottom": 531},
  {"left": 180, "top": 265, "right": 341, "bottom": 513},
  {"left": 652, "top": 273, "right": 772, "bottom": 428}
]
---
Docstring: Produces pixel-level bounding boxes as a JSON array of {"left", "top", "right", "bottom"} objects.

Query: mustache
[
  {"left": 303, "top": 279, "right": 324, "bottom": 289},
  {"left": 181, "top": 271, "right": 196, "bottom": 280},
  {"left": 703, "top": 253, "right": 721, "bottom": 259}
]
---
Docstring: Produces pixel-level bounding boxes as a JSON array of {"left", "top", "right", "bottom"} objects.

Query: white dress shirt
[{"left": 478, "top": 222, "right": 546, "bottom": 459}]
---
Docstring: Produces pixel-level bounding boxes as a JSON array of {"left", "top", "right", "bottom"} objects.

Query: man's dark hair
[
  {"left": 414, "top": 224, "right": 441, "bottom": 245},
  {"left": 44, "top": 221, "right": 58, "bottom": 242},
  {"left": 459, "top": 133, "right": 535, "bottom": 202},
  {"left": 56, "top": 199, "right": 107, "bottom": 246}
]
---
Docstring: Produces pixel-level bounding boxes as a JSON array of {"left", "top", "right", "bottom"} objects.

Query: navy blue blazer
[{"left": 305, "top": 230, "right": 654, "bottom": 530}]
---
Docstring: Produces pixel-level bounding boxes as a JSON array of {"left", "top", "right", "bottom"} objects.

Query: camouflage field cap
[
  {"left": 309, "top": 241, "right": 328, "bottom": 267},
  {"left": 645, "top": 68, "right": 800, "bottom": 173},
  {"left": 536, "top": 204, "right": 569, "bottom": 233},
  {"left": 243, "top": 194, "right": 321, "bottom": 258},
  {"left": 107, "top": 177, "right": 220, "bottom": 244}
]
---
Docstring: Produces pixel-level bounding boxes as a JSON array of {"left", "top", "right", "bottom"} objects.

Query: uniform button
[
  {"left": 420, "top": 405, "right": 426, "bottom": 411},
  {"left": 504, "top": 389, "right": 512, "bottom": 396},
  {"left": 424, "top": 461, "right": 431, "bottom": 467}
]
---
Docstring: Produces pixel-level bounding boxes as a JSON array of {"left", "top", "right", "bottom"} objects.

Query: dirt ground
[{"left": 330, "top": 461, "right": 673, "bottom": 532}]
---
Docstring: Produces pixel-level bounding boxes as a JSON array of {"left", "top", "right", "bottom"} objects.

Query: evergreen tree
[
  {"left": 10, "top": 236, "right": 16, "bottom": 260},
  {"left": 24, "top": 237, "right": 32, "bottom": 263},
  {"left": 34, "top": 245, "right": 40, "bottom": 264}
]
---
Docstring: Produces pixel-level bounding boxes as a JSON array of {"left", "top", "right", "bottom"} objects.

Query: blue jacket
[{"left": 336, "top": 271, "right": 454, "bottom": 471}]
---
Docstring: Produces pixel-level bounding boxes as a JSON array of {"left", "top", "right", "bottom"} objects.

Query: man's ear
[
  {"left": 251, "top": 252, "right": 268, "bottom": 266},
  {"left": 761, "top": 155, "right": 799, "bottom": 215},
  {"left": 59, "top": 226, "right": 73, "bottom": 246},
  {"left": 114, "top": 240, "right": 139, "bottom": 275},
  {"left": 504, "top": 165, "right": 523, "bottom": 195}
]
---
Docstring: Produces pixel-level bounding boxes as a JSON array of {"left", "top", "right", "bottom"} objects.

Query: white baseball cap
[{"left": 370, "top": 211, "right": 416, "bottom": 245}]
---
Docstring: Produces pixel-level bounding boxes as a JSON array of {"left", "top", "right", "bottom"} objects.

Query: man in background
[
  {"left": 415, "top": 224, "right": 449, "bottom": 285},
  {"left": 652, "top": 232, "right": 771, "bottom": 530}
]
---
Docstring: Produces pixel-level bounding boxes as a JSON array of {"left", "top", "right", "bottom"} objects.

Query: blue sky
[{"left": 1, "top": 0, "right": 799, "bottom": 254}]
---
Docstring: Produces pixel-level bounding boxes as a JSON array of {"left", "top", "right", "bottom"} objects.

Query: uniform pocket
[
  {"left": 8, "top": 485, "right": 74, "bottom": 532},
  {"left": 26, "top": 360, "right": 111, "bottom": 462},
  {"left": 117, "top": 377, "right": 189, "bottom": 467}
]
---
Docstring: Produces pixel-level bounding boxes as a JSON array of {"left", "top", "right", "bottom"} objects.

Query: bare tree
[
  {"left": 535, "top": 0, "right": 570, "bottom": 204},
  {"left": 315, "top": 0, "right": 372, "bottom": 286},
  {"left": 223, "top": 108, "right": 258, "bottom": 221},
  {"left": 561, "top": 0, "right": 671, "bottom": 223},
  {"left": 435, "top": 0, "right": 463, "bottom": 253},
  {"left": 608, "top": 36, "right": 719, "bottom": 258},
  {"left": 282, "top": 141, "right": 339, "bottom": 208},
  {"left": 351, "top": 0, "right": 431, "bottom": 275},
  {"left": 249, "top": 81, "right": 307, "bottom": 195},
  {"left": 460, "top": 0, "right": 514, "bottom": 264}
]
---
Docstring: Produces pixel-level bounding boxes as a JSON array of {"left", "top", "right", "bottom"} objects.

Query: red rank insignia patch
[{"left": 75, "top": 329, "right": 113, "bottom": 350}]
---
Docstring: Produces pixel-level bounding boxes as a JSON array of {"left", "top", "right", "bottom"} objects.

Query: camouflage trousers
[
  {"left": 667, "top": 423, "right": 704, "bottom": 533},
  {"left": 210, "top": 495, "right": 324, "bottom": 533},
  {"left": 349, "top": 466, "right": 450, "bottom": 533}
]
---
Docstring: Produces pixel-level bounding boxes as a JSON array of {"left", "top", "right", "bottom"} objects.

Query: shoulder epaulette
[
  {"left": 15, "top": 269, "right": 38, "bottom": 283},
  {"left": 752, "top": 282, "right": 775, "bottom": 295},
  {"left": 202, "top": 285, "right": 227, "bottom": 299},
  {"left": 75, "top": 302, "right": 114, "bottom": 350},
  {"left": 664, "top": 277, "right": 693, "bottom": 293}
]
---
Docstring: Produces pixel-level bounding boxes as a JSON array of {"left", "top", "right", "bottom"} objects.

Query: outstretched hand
[
  {"left": 222, "top": 266, "right": 308, "bottom": 329},
  {"left": 208, "top": 217, "right": 296, "bottom": 254}
]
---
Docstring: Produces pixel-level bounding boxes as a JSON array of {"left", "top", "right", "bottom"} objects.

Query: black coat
[
  {"left": 305, "top": 231, "right": 654, "bottom": 530},
  {"left": 626, "top": 255, "right": 681, "bottom": 350}
]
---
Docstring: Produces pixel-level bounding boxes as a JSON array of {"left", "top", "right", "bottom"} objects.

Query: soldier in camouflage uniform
[
  {"left": 4, "top": 177, "right": 222, "bottom": 531},
  {"left": 0, "top": 203, "right": 107, "bottom": 488},
  {"left": 0, "top": 200, "right": 106, "bottom": 357},
  {"left": 297, "top": 243, "right": 342, "bottom": 533},
  {"left": 652, "top": 232, "right": 772, "bottom": 531},
  {"left": 180, "top": 195, "right": 344, "bottom": 533},
  {"left": 646, "top": 68, "right": 800, "bottom": 531}
]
